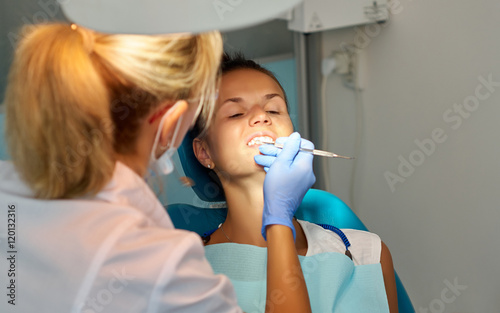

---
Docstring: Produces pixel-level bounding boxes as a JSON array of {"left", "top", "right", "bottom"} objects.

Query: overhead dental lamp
[{"left": 60, "top": 0, "right": 303, "bottom": 34}]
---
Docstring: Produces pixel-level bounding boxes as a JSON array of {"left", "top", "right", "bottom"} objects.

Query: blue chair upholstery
[
  {"left": 169, "top": 131, "right": 415, "bottom": 312},
  {"left": 177, "top": 131, "right": 226, "bottom": 202}
]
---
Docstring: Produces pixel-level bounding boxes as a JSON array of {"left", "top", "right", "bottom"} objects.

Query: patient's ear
[{"left": 193, "top": 138, "right": 213, "bottom": 167}]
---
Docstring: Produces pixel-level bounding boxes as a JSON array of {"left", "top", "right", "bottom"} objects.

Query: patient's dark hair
[
  {"left": 221, "top": 53, "right": 288, "bottom": 106},
  {"left": 192, "top": 52, "right": 288, "bottom": 139}
]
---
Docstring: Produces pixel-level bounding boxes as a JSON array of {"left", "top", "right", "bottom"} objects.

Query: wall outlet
[{"left": 332, "top": 52, "right": 350, "bottom": 75}]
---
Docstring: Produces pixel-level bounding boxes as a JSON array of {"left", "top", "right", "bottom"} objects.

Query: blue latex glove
[{"left": 254, "top": 132, "right": 316, "bottom": 241}]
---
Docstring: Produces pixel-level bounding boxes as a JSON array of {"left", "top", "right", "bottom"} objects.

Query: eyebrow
[
  {"left": 222, "top": 97, "right": 243, "bottom": 105},
  {"left": 264, "top": 93, "right": 282, "bottom": 101},
  {"left": 221, "top": 93, "right": 284, "bottom": 106}
]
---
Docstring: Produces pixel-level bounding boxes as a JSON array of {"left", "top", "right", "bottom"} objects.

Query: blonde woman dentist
[{"left": 0, "top": 10, "right": 312, "bottom": 313}]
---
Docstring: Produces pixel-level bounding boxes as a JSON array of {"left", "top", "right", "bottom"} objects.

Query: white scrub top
[{"left": 0, "top": 161, "right": 242, "bottom": 313}]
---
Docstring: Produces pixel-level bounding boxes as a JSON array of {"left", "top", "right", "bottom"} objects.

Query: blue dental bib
[{"left": 205, "top": 243, "right": 390, "bottom": 313}]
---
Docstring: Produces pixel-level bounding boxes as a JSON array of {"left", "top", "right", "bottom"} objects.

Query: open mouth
[{"left": 247, "top": 136, "right": 275, "bottom": 147}]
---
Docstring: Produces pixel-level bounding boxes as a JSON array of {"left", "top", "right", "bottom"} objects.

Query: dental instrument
[{"left": 264, "top": 141, "right": 355, "bottom": 159}]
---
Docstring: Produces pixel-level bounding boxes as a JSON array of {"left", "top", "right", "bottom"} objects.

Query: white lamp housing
[
  {"left": 60, "top": 0, "right": 303, "bottom": 34},
  {"left": 288, "top": 0, "right": 388, "bottom": 33}
]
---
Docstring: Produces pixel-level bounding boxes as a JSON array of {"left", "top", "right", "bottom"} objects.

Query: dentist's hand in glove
[{"left": 254, "top": 132, "right": 316, "bottom": 241}]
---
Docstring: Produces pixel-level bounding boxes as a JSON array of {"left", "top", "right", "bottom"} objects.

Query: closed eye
[
  {"left": 229, "top": 113, "right": 244, "bottom": 118},
  {"left": 267, "top": 110, "right": 280, "bottom": 114}
]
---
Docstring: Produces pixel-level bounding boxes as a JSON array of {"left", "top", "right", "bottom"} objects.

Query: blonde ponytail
[
  {"left": 5, "top": 23, "right": 222, "bottom": 199},
  {"left": 6, "top": 24, "right": 114, "bottom": 199}
]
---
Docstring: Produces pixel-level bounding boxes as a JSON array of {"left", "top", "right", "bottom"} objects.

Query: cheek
[
  {"left": 206, "top": 126, "right": 253, "bottom": 171},
  {"left": 209, "top": 119, "right": 243, "bottom": 146},
  {"left": 206, "top": 127, "right": 233, "bottom": 162},
  {"left": 278, "top": 116, "right": 295, "bottom": 135}
]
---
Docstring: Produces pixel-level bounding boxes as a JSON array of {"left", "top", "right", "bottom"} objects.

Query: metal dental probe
[{"left": 265, "top": 142, "right": 355, "bottom": 160}]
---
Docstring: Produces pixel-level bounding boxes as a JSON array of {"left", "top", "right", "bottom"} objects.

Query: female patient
[{"left": 191, "top": 54, "right": 398, "bottom": 313}]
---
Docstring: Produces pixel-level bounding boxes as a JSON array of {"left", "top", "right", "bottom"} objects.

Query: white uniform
[{"left": 0, "top": 161, "right": 242, "bottom": 313}]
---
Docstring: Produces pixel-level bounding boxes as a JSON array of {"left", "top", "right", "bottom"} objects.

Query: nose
[{"left": 249, "top": 106, "right": 271, "bottom": 126}]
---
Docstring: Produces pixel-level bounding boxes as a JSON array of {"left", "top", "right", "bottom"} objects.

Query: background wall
[{"left": 320, "top": 0, "right": 500, "bottom": 311}]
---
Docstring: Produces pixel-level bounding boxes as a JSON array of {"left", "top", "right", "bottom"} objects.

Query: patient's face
[{"left": 204, "top": 68, "right": 293, "bottom": 177}]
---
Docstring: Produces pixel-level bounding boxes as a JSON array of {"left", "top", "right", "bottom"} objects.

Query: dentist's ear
[{"left": 155, "top": 100, "right": 188, "bottom": 158}]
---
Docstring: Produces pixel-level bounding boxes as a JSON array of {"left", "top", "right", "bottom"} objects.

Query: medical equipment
[
  {"left": 262, "top": 139, "right": 355, "bottom": 159},
  {"left": 59, "top": 0, "right": 303, "bottom": 34},
  {"left": 288, "top": 0, "right": 388, "bottom": 33}
]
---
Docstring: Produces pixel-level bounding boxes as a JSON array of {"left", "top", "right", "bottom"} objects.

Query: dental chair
[{"left": 167, "top": 133, "right": 415, "bottom": 313}]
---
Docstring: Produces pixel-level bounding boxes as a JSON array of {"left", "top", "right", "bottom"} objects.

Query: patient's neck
[
  {"left": 221, "top": 174, "right": 268, "bottom": 246},
  {"left": 217, "top": 173, "right": 307, "bottom": 254}
]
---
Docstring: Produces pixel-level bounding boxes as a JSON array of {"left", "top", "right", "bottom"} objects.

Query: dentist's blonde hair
[{"left": 5, "top": 23, "right": 222, "bottom": 199}]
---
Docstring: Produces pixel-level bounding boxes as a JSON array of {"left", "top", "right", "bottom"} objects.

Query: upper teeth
[{"left": 248, "top": 136, "right": 274, "bottom": 146}]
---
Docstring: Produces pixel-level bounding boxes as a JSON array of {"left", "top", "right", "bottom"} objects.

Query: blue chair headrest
[{"left": 178, "top": 130, "right": 226, "bottom": 202}]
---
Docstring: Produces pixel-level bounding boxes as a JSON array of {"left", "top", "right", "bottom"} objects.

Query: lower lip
[{"left": 247, "top": 144, "right": 262, "bottom": 149}]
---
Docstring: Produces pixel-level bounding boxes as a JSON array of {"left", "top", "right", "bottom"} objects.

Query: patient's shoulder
[{"left": 297, "top": 219, "right": 382, "bottom": 266}]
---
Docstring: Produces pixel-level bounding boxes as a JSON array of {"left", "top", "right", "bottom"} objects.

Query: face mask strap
[
  {"left": 167, "top": 113, "right": 184, "bottom": 152},
  {"left": 150, "top": 101, "right": 183, "bottom": 162}
]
